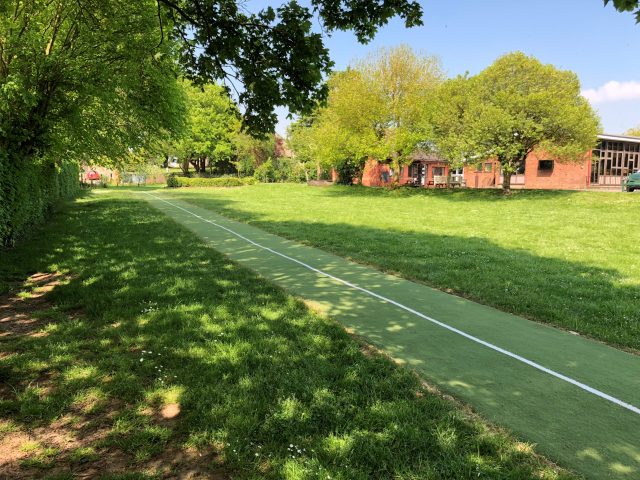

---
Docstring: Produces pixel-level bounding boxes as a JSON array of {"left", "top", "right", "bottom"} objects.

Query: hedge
[
  {"left": 167, "top": 175, "right": 257, "bottom": 188},
  {"left": 0, "top": 154, "right": 80, "bottom": 246}
]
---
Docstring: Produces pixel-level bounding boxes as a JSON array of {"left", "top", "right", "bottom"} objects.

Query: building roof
[
  {"left": 410, "top": 150, "right": 447, "bottom": 162},
  {"left": 597, "top": 133, "right": 640, "bottom": 144}
]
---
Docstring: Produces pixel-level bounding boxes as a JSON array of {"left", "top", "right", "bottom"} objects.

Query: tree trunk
[
  {"left": 502, "top": 170, "right": 512, "bottom": 194},
  {"left": 316, "top": 163, "right": 321, "bottom": 180},
  {"left": 392, "top": 160, "right": 402, "bottom": 186},
  {"left": 180, "top": 159, "right": 189, "bottom": 174}
]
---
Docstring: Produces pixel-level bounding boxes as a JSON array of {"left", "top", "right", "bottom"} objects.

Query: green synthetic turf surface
[{"left": 144, "top": 191, "right": 640, "bottom": 480}]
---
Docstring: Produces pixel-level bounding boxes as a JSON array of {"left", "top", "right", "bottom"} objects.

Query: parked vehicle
[{"left": 624, "top": 171, "right": 640, "bottom": 192}]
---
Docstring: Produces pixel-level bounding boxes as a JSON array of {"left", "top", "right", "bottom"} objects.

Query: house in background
[
  {"left": 357, "top": 133, "right": 640, "bottom": 191},
  {"left": 361, "top": 151, "right": 454, "bottom": 187}
]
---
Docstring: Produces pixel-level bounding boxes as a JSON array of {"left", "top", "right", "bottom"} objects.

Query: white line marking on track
[{"left": 145, "top": 192, "right": 640, "bottom": 416}]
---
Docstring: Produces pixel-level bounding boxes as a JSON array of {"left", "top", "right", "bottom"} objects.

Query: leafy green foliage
[
  {"left": 166, "top": 176, "right": 256, "bottom": 187},
  {"left": 0, "top": 0, "right": 185, "bottom": 164},
  {"left": 250, "top": 157, "right": 306, "bottom": 183},
  {"left": 626, "top": 125, "right": 640, "bottom": 137},
  {"left": 166, "top": 174, "right": 181, "bottom": 188},
  {"left": 0, "top": 152, "right": 79, "bottom": 246},
  {"left": 173, "top": 82, "right": 240, "bottom": 173},
  {"left": 161, "top": 0, "right": 424, "bottom": 133},
  {"left": 604, "top": 0, "right": 640, "bottom": 22},
  {"left": 430, "top": 52, "right": 600, "bottom": 192},
  {"left": 253, "top": 158, "right": 276, "bottom": 183},
  {"left": 0, "top": 0, "right": 186, "bottom": 244},
  {"left": 1, "top": 0, "right": 426, "bottom": 245},
  {"left": 233, "top": 133, "right": 277, "bottom": 177},
  {"left": 289, "top": 46, "right": 444, "bottom": 183}
]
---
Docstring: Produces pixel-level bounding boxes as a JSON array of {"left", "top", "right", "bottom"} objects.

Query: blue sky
[{"left": 254, "top": 1, "right": 640, "bottom": 136}]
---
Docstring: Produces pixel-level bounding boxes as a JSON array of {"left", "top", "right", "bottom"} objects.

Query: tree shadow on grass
[
  {"left": 0, "top": 194, "right": 576, "bottom": 479},
  {"left": 255, "top": 219, "right": 640, "bottom": 351}
]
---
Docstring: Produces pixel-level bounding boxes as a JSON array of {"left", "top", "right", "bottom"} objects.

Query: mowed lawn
[
  {"left": 167, "top": 184, "right": 640, "bottom": 351},
  {"left": 0, "top": 190, "right": 574, "bottom": 479}
]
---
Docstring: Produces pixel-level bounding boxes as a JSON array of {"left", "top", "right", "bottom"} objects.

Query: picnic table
[{"left": 433, "top": 175, "right": 466, "bottom": 188}]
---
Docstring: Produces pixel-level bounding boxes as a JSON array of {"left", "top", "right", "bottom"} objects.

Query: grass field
[
  {"left": 166, "top": 184, "right": 640, "bottom": 351},
  {"left": 0, "top": 190, "right": 574, "bottom": 479}
]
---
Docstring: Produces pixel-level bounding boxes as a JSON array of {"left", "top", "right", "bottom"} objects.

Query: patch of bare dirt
[
  {"left": 161, "top": 403, "right": 181, "bottom": 419},
  {"left": 0, "top": 272, "right": 64, "bottom": 338}
]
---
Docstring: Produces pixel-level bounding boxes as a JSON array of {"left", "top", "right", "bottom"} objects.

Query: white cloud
[{"left": 582, "top": 81, "right": 640, "bottom": 104}]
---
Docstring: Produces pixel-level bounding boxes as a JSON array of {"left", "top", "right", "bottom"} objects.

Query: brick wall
[
  {"left": 359, "top": 152, "right": 591, "bottom": 190},
  {"left": 463, "top": 160, "right": 500, "bottom": 188},
  {"left": 361, "top": 159, "right": 393, "bottom": 187},
  {"left": 463, "top": 153, "right": 590, "bottom": 190},
  {"left": 522, "top": 152, "right": 591, "bottom": 190}
]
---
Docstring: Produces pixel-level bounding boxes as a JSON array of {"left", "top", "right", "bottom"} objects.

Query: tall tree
[
  {"left": 430, "top": 52, "right": 600, "bottom": 193},
  {"left": 287, "top": 117, "right": 321, "bottom": 181},
  {"left": 174, "top": 82, "right": 240, "bottom": 173},
  {"left": 359, "top": 45, "right": 444, "bottom": 181},
  {"left": 233, "top": 133, "right": 276, "bottom": 177},
  {"left": 289, "top": 46, "right": 444, "bottom": 183},
  {"left": 0, "top": 0, "right": 186, "bottom": 244},
  {"left": 0, "top": 0, "right": 185, "bottom": 165}
]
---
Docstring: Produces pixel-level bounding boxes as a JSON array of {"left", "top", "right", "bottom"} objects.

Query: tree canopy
[
  {"left": 174, "top": 82, "right": 240, "bottom": 173},
  {"left": 604, "top": 0, "right": 640, "bottom": 22},
  {"left": 0, "top": 0, "right": 424, "bottom": 167},
  {"left": 429, "top": 52, "right": 601, "bottom": 193},
  {"left": 0, "top": 0, "right": 186, "bottom": 165},
  {"left": 626, "top": 126, "right": 640, "bottom": 137},
  {"left": 289, "top": 45, "right": 444, "bottom": 183},
  {"left": 160, "top": 0, "right": 423, "bottom": 133}
]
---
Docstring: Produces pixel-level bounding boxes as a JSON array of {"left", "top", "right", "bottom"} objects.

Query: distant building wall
[
  {"left": 361, "top": 159, "right": 392, "bottom": 187},
  {"left": 522, "top": 152, "right": 590, "bottom": 190},
  {"left": 463, "top": 160, "right": 500, "bottom": 189},
  {"left": 463, "top": 153, "right": 590, "bottom": 190},
  {"left": 357, "top": 149, "right": 594, "bottom": 191}
]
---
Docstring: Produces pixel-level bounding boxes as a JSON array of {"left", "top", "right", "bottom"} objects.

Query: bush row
[
  {"left": 0, "top": 155, "right": 80, "bottom": 246},
  {"left": 167, "top": 175, "right": 257, "bottom": 188}
]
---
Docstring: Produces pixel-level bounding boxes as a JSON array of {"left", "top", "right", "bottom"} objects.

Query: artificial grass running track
[{"left": 143, "top": 191, "right": 640, "bottom": 479}]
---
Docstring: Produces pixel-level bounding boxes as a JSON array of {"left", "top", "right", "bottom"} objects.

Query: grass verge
[{"left": 0, "top": 190, "right": 575, "bottom": 478}]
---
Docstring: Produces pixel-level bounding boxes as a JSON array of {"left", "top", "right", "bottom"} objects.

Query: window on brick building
[
  {"left": 484, "top": 162, "right": 493, "bottom": 173},
  {"left": 539, "top": 160, "right": 554, "bottom": 171},
  {"left": 475, "top": 163, "right": 482, "bottom": 172}
]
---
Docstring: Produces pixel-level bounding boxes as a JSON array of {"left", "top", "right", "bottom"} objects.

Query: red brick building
[
  {"left": 357, "top": 134, "right": 640, "bottom": 191},
  {"left": 360, "top": 151, "right": 455, "bottom": 188}
]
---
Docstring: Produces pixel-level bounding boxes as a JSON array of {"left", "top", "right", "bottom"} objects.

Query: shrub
[
  {"left": 0, "top": 155, "right": 80, "bottom": 246},
  {"left": 254, "top": 158, "right": 275, "bottom": 183},
  {"left": 166, "top": 174, "right": 180, "bottom": 188},
  {"left": 252, "top": 157, "right": 308, "bottom": 183},
  {"left": 166, "top": 176, "right": 256, "bottom": 188}
]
